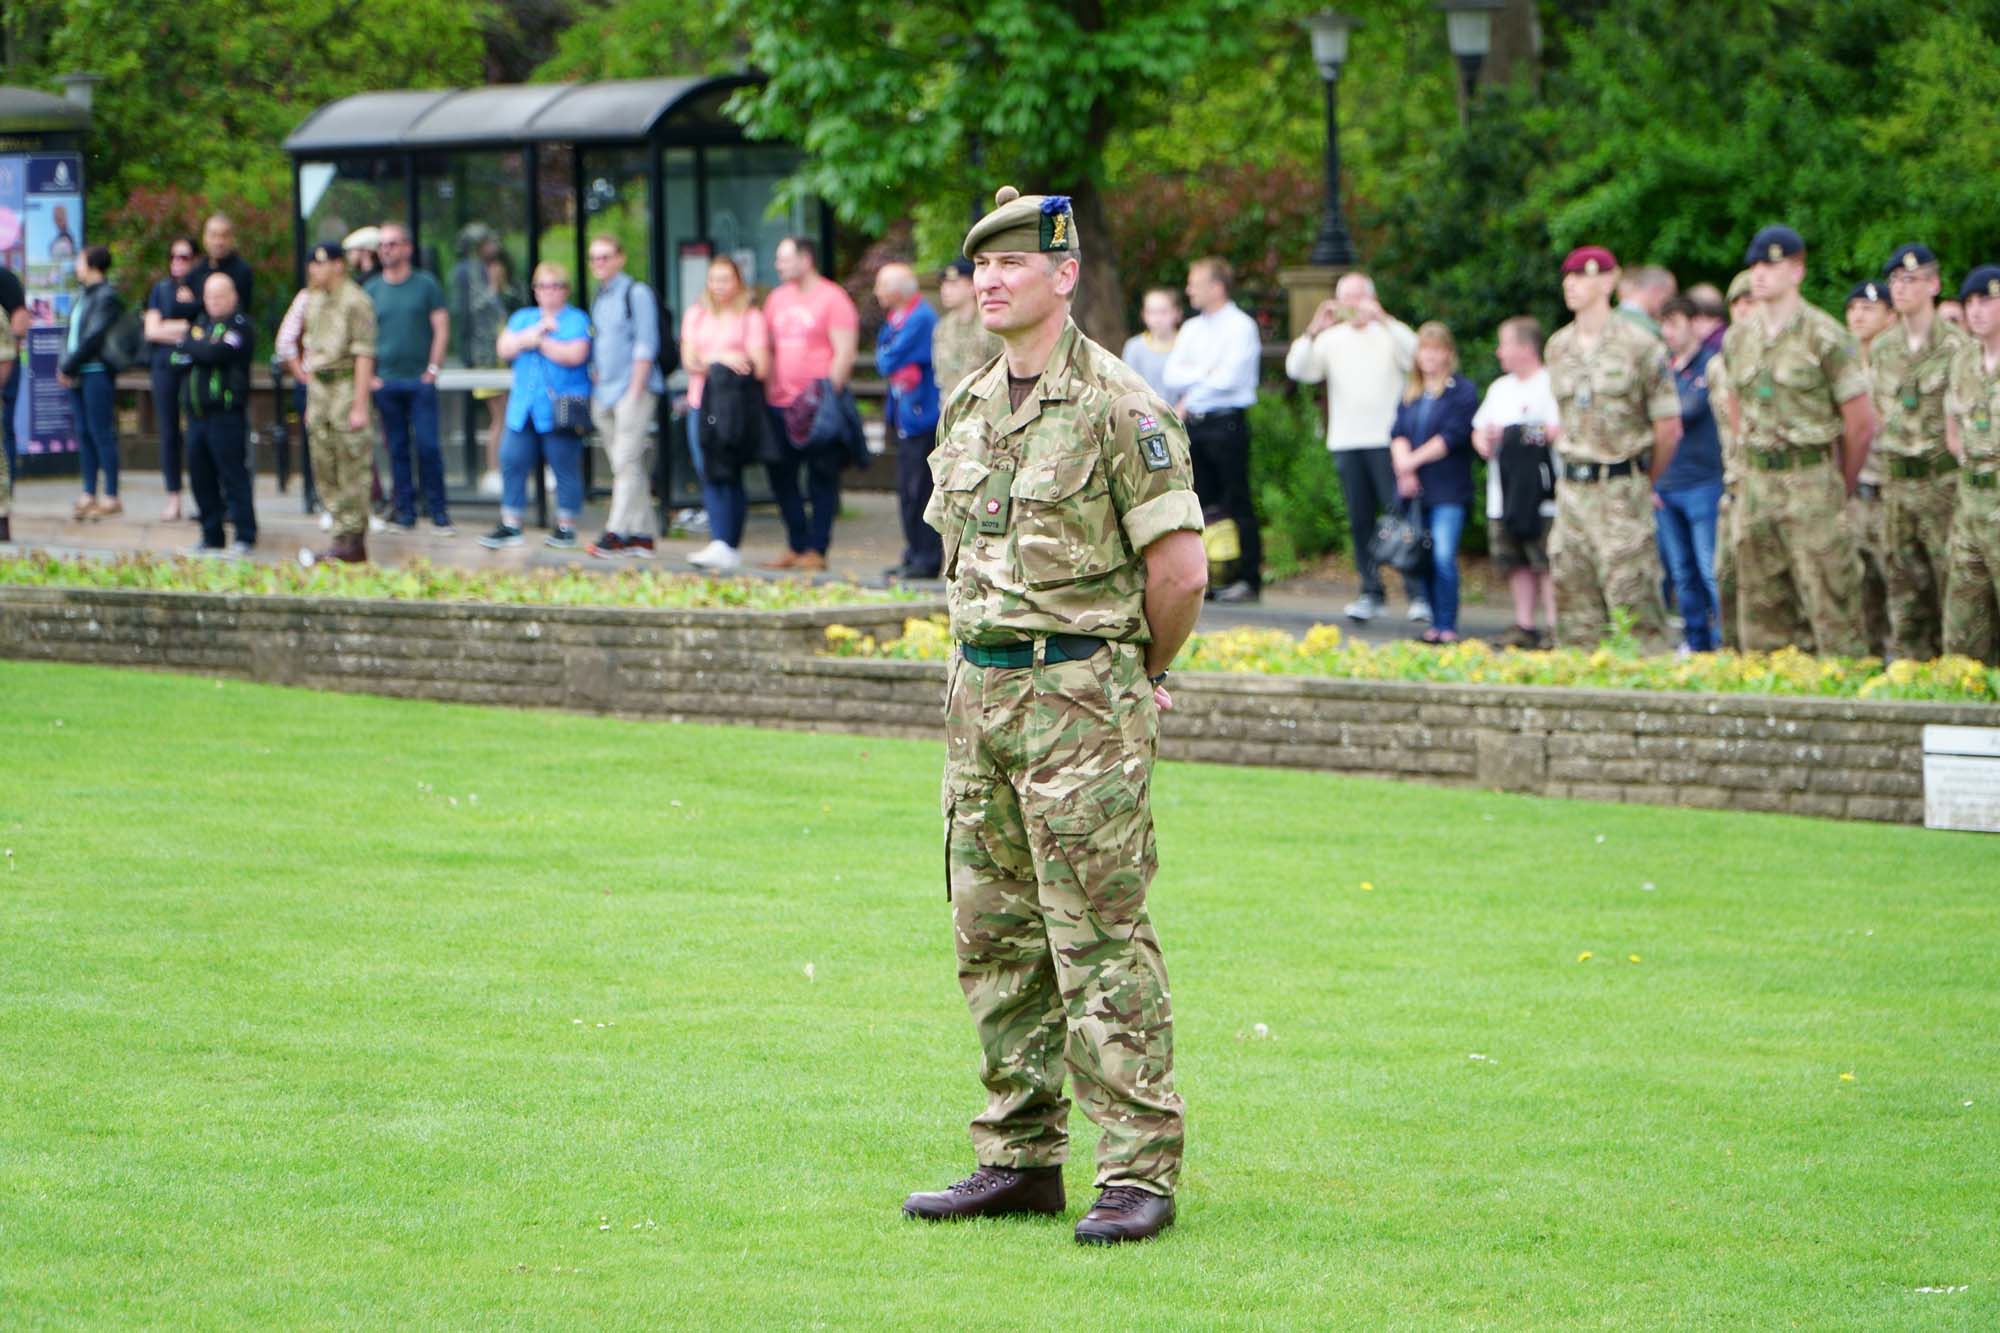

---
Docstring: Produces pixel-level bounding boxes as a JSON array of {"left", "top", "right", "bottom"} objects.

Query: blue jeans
[
  {"left": 3, "top": 359, "right": 20, "bottom": 480},
  {"left": 1422, "top": 502, "right": 1467, "bottom": 634},
  {"left": 373, "top": 379, "right": 448, "bottom": 524},
  {"left": 687, "top": 411, "right": 747, "bottom": 547},
  {"left": 1655, "top": 480, "right": 1723, "bottom": 651},
  {"left": 71, "top": 370, "right": 118, "bottom": 497},
  {"left": 764, "top": 407, "right": 843, "bottom": 554},
  {"left": 500, "top": 423, "right": 583, "bottom": 523}
]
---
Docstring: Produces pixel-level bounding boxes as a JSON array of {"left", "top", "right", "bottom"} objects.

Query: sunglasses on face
[{"left": 170, "top": 252, "right": 194, "bottom": 261}]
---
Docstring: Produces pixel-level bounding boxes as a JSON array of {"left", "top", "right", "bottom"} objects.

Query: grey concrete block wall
[{"left": 2, "top": 584, "right": 1993, "bottom": 824}]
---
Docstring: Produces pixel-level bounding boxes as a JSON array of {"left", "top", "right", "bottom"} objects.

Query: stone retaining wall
[{"left": 3, "top": 585, "right": 1993, "bottom": 825}]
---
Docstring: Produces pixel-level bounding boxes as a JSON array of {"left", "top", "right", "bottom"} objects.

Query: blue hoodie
[{"left": 876, "top": 297, "right": 940, "bottom": 439}]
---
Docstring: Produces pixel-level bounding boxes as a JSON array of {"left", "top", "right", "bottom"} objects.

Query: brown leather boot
[
  {"left": 0, "top": 515, "right": 11, "bottom": 543},
  {"left": 346, "top": 531, "right": 367, "bottom": 564},
  {"left": 902, "top": 1165, "right": 1064, "bottom": 1221},
  {"left": 1074, "top": 1186, "right": 1176, "bottom": 1244}
]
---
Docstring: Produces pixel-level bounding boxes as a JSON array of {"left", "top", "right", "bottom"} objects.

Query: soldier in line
[
  {"left": 1722, "top": 225, "right": 1875, "bottom": 655},
  {"left": 1943, "top": 265, "right": 2000, "bottom": 664},
  {"left": 1871, "top": 244, "right": 1971, "bottom": 661},
  {"left": 1712, "top": 271, "right": 1754, "bottom": 649},
  {"left": 1844, "top": 278, "right": 1896, "bottom": 655},
  {"left": 931, "top": 257, "right": 1002, "bottom": 400},
  {"left": 298, "top": 244, "right": 379, "bottom": 566},
  {"left": 902, "top": 187, "right": 1207, "bottom": 1245},
  {"left": 1543, "top": 246, "right": 1683, "bottom": 652}
]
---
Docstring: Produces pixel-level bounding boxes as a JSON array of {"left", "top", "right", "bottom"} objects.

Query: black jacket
[
  {"left": 700, "top": 362, "right": 780, "bottom": 478},
  {"left": 188, "top": 252, "right": 254, "bottom": 313},
  {"left": 59, "top": 281, "right": 126, "bottom": 377},
  {"left": 178, "top": 311, "right": 254, "bottom": 417}
]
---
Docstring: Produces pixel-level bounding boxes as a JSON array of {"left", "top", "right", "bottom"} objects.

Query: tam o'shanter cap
[
  {"left": 1727, "top": 270, "right": 1753, "bottom": 302},
  {"left": 1745, "top": 225, "right": 1804, "bottom": 266},
  {"left": 1884, "top": 243, "right": 1938, "bottom": 276},
  {"left": 1560, "top": 246, "right": 1617, "bottom": 276},
  {"left": 342, "top": 225, "right": 381, "bottom": 253},
  {"left": 962, "top": 186, "right": 1081, "bottom": 259},
  {"left": 1847, "top": 279, "right": 1889, "bottom": 306},
  {"left": 1959, "top": 264, "right": 2000, "bottom": 302},
  {"left": 309, "top": 242, "right": 344, "bottom": 263}
]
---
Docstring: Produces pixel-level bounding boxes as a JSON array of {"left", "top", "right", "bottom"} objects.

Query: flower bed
[
  {"left": 824, "top": 616, "right": 2000, "bottom": 706},
  {"left": 0, "top": 553, "right": 922, "bottom": 612}
]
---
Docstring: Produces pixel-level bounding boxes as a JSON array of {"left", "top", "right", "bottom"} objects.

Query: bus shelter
[{"left": 283, "top": 74, "right": 826, "bottom": 521}]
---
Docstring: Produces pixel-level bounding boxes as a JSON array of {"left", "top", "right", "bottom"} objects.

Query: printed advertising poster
[{"left": 22, "top": 153, "right": 83, "bottom": 456}]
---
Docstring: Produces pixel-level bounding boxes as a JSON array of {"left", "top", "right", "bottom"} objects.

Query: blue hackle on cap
[{"left": 1040, "top": 196, "right": 1071, "bottom": 215}]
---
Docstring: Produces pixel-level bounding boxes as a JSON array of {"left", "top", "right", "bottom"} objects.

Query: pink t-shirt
[
  {"left": 681, "top": 304, "right": 769, "bottom": 409},
  {"left": 763, "top": 277, "right": 859, "bottom": 408}
]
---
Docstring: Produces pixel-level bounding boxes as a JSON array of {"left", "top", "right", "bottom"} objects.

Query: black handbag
[
  {"left": 1372, "top": 498, "right": 1432, "bottom": 579},
  {"left": 550, "top": 391, "right": 595, "bottom": 436}
]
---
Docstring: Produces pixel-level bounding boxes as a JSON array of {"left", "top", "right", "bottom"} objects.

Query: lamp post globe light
[
  {"left": 1437, "top": 0, "right": 1503, "bottom": 113},
  {"left": 1301, "top": 10, "right": 1359, "bottom": 268}
]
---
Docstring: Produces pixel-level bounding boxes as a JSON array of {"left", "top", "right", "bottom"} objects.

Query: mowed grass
[{"left": 2, "top": 662, "right": 1996, "bottom": 1329}]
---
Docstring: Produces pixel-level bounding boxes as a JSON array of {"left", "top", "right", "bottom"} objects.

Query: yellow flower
[
  {"left": 1577, "top": 951, "right": 1593, "bottom": 962},
  {"left": 1359, "top": 881, "right": 1374, "bottom": 892},
  {"left": 1839, "top": 1072, "right": 1855, "bottom": 1082},
  {"left": 1627, "top": 954, "right": 1642, "bottom": 963},
  {"left": 824, "top": 623, "right": 860, "bottom": 644}
]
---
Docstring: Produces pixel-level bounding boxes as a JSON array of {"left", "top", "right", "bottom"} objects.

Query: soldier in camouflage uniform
[
  {"left": 1943, "top": 265, "right": 2000, "bottom": 664},
  {"left": 1722, "top": 226, "right": 1876, "bottom": 656},
  {"left": 1845, "top": 278, "right": 1896, "bottom": 655},
  {"left": 932, "top": 257, "right": 1002, "bottom": 399},
  {"left": 1713, "top": 272, "right": 1754, "bottom": 649},
  {"left": 1543, "top": 246, "right": 1683, "bottom": 653},
  {"left": 298, "top": 244, "right": 378, "bottom": 566},
  {"left": 1871, "top": 244, "right": 1971, "bottom": 660},
  {"left": 901, "top": 187, "right": 1207, "bottom": 1247}
]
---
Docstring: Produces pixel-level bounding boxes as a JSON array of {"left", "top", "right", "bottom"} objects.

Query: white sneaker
[
  {"left": 1344, "top": 594, "right": 1379, "bottom": 623},
  {"left": 368, "top": 514, "right": 387, "bottom": 534},
  {"left": 1408, "top": 599, "right": 1433, "bottom": 624},
  {"left": 477, "top": 469, "right": 502, "bottom": 497},
  {"left": 318, "top": 511, "right": 333, "bottom": 532},
  {"left": 688, "top": 539, "right": 740, "bottom": 572}
]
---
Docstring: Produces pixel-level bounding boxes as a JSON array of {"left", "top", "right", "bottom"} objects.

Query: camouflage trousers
[
  {"left": 942, "top": 640, "right": 1182, "bottom": 1195},
  {"left": 1846, "top": 488, "right": 1889, "bottom": 658},
  {"left": 1716, "top": 493, "right": 1739, "bottom": 650},
  {"left": 1942, "top": 488, "right": 2000, "bottom": 665},
  {"left": 305, "top": 377, "right": 374, "bottom": 537},
  {"left": 0, "top": 431, "right": 10, "bottom": 518},
  {"left": 1548, "top": 471, "right": 1668, "bottom": 652},
  {"left": 1882, "top": 472, "right": 1957, "bottom": 661},
  {"left": 1734, "top": 464, "right": 1866, "bottom": 656}
]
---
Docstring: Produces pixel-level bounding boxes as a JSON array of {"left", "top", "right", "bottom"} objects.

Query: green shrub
[{"left": 1248, "top": 388, "right": 1348, "bottom": 576}]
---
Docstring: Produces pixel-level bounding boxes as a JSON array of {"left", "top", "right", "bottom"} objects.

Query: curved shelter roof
[
  {"left": 0, "top": 86, "right": 92, "bottom": 135},
  {"left": 284, "top": 74, "right": 758, "bottom": 155}
]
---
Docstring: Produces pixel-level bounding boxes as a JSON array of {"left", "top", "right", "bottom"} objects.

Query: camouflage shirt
[
  {"left": 303, "top": 277, "right": 377, "bottom": 380},
  {"left": 1946, "top": 340, "right": 2000, "bottom": 473},
  {"left": 924, "top": 319, "right": 1202, "bottom": 646},
  {"left": 1710, "top": 349, "right": 1744, "bottom": 489},
  {"left": 1869, "top": 314, "right": 1971, "bottom": 459},
  {"left": 1544, "top": 315, "right": 1679, "bottom": 464},
  {"left": 932, "top": 306, "right": 1002, "bottom": 401},
  {"left": 1721, "top": 301, "right": 1868, "bottom": 452}
]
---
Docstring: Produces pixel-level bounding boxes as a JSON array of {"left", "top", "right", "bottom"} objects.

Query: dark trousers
[
  {"left": 373, "top": 379, "right": 448, "bottom": 524},
  {"left": 70, "top": 372, "right": 119, "bottom": 497},
  {"left": 151, "top": 361, "right": 186, "bottom": 493},
  {"left": 1334, "top": 445, "right": 1413, "bottom": 602},
  {"left": 188, "top": 411, "right": 257, "bottom": 547},
  {"left": 3, "top": 360, "right": 19, "bottom": 480},
  {"left": 764, "top": 408, "right": 843, "bottom": 554},
  {"left": 1188, "top": 408, "right": 1261, "bottom": 591},
  {"left": 895, "top": 429, "right": 942, "bottom": 575}
]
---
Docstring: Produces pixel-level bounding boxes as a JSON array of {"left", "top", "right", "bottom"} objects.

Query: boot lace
[
  {"left": 1091, "top": 1186, "right": 1154, "bottom": 1214},
  {"left": 948, "top": 1166, "right": 1017, "bottom": 1195}
]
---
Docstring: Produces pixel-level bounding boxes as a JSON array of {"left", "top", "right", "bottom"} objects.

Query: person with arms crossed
[
  {"left": 904, "top": 187, "right": 1205, "bottom": 1246},
  {"left": 1472, "top": 316, "right": 1561, "bottom": 647}
]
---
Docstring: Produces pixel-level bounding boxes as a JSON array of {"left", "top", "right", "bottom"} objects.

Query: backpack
[
  {"left": 622, "top": 280, "right": 678, "bottom": 378},
  {"left": 100, "top": 307, "right": 147, "bottom": 374}
]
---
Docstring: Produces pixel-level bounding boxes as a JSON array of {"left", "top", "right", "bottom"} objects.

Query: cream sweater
[{"left": 1284, "top": 318, "right": 1419, "bottom": 452}]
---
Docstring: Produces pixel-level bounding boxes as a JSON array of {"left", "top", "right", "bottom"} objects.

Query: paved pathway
[{"left": 4, "top": 473, "right": 1521, "bottom": 645}]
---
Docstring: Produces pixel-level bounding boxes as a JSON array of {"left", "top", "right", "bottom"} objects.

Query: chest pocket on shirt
[
  {"left": 1918, "top": 359, "right": 1951, "bottom": 398},
  {"left": 1774, "top": 354, "right": 1825, "bottom": 392},
  {"left": 1592, "top": 360, "right": 1634, "bottom": 399},
  {"left": 1010, "top": 450, "right": 1123, "bottom": 590},
  {"left": 931, "top": 452, "right": 991, "bottom": 578}
]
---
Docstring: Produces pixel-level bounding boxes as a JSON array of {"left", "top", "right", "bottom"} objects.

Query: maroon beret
[{"left": 1561, "top": 246, "right": 1618, "bottom": 277}]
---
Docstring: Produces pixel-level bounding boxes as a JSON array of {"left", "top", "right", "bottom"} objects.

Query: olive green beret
[
  {"left": 1726, "top": 270, "right": 1752, "bottom": 302},
  {"left": 962, "top": 186, "right": 1081, "bottom": 260}
]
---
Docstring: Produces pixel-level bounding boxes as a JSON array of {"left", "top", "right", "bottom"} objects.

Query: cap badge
[
  {"left": 1039, "top": 195, "right": 1073, "bottom": 251},
  {"left": 1989, "top": 279, "right": 2000, "bottom": 298},
  {"left": 1903, "top": 251, "right": 1920, "bottom": 270},
  {"left": 1768, "top": 243, "right": 1783, "bottom": 262},
  {"left": 1868, "top": 284, "right": 1880, "bottom": 301},
  {"left": 1583, "top": 259, "right": 1599, "bottom": 276}
]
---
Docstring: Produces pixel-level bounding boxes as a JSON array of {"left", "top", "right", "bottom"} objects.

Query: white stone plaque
[{"left": 1922, "top": 725, "right": 2000, "bottom": 833}]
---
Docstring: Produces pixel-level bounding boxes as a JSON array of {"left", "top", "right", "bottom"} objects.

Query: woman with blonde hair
[
  {"left": 1390, "top": 321, "right": 1480, "bottom": 642},
  {"left": 679, "top": 254, "right": 771, "bottom": 572},
  {"left": 479, "top": 261, "right": 593, "bottom": 550}
]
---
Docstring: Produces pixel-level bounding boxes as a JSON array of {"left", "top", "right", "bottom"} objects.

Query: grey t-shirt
[{"left": 1120, "top": 333, "right": 1173, "bottom": 400}]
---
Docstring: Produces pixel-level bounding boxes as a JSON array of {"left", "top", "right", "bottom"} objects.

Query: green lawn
[{"left": 2, "top": 663, "right": 1996, "bottom": 1329}]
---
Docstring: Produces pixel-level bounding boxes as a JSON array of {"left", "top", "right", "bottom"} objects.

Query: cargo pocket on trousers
[
  {"left": 943, "top": 776, "right": 995, "bottom": 902},
  {"left": 1042, "top": 770, "right": 1156, "bottom": 928}
]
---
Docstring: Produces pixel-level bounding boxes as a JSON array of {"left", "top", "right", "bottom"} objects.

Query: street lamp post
[
  {"left": 1301, "top": 11, "right": 1359, "bottom": 268},
  {"left": 1437, "top": 0, "right": 1503, "bottom": 119}
]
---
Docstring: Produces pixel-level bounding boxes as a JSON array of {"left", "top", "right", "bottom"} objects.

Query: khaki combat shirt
[
  {"left": 924, "top": 320, "right": 1202, "bottom": 647},
  {"left": 1721, "top": 302, "right": 1868, "bottom": 453},
  {"left": 1869, "top": 315, "right": 1970, "bottom": 459},
  {"left": 1544, "top": 315, "right": 1679, "bottom": 464},
  {"left": 933, "top": 307, "right": 1002, "bottom": 401},
  {"left": 303, "top": 278, "right": 377, "bottom": 382},
  {"left": 1946, "top": 340, "right": 2000, "bottom": 476}
]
